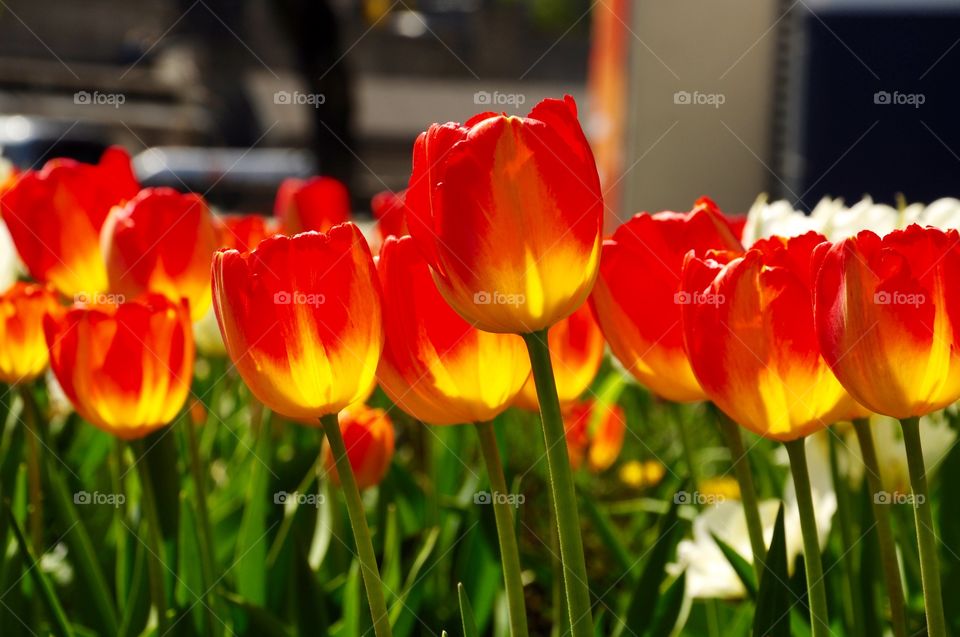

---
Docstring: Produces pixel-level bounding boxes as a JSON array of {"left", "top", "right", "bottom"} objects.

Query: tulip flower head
[
  {"left": 371, "top": 190, "right": 410, "bottom": 243},
  {"left": 590, "top": 198, "right": 743, "bottom": 402},
  {"left": 563, "top": 399, "right": 626, "bottom": 472},
  {"left": 321, "top": 404, "right": 395, "bottom": 490},
  {"left": 44, "top": 294, "right": 194, "bottom": 439},
  {"left": 212, "top": 224, "right": 383, "bottom": 421},
  {"left": 406, "top": 95, "right": 603, "bottom": 333},
  {"left": 514, "top": 301, "right": 603, "bottom": 411},
  {"left": 215, "top": 213, "right": 275, "bottom": 253},
  {"left": 0, "top": 147, "right": 139, "bottom": 298},
  {"left": 0, "top": 283, "right": 63, "bottom": 383},
  {"left": 102, "top": 188, "right": 218, "bottom": 320},
  {"left": 274, "top": 176, "right": 351, "bottom": 235},
  {"left": 681, "top": 232, "right": 857, "bottom": 440},
  {"left": 814, "top": 225, "right": 960, "bottom": 419},
  {"left": 377, "top": 235, "right": 530, "bottom": 425}
]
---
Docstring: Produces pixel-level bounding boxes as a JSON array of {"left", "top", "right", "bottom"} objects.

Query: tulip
[
  {"left": 590, "top": 197, "right": 742, "bottom": 402},
  {"left": 681, "top": 231, "right": 858, "bottom": 636},
  {"left": 0, "top": 147, "right": 139, "bottom": 298},
  {"left": 814, "top": 225, "right": 960, "bottom": 418},
  {"left": 215, "top": 213, "right": 275, "bottom": 252},
  {"left": 377, "top": 234, "right": 531, "bottom": 635},
  {"left": 212, "top": 224, "right": 382, "bottom": 420},
  {"left": 681, "top": 232, "right": 856, "bottom": 440},
  {"left": 44, "top": 293, "right": 193, "bottom": 439},
  {"left": 377, "top": 235, "right": 530, "bottom": 425},
  {"left": 371, "top": 190, "right": 409, "bottom": 243},
  {"left": 321, "top": 405, "right": 395, "bottom": 490},
  {"left": 814, "top": 225, "right": 957, "bottom": 637},
  {"left": 562, "top": 399, "right": 625, "bottom": 472},
  {"left": 101, "top": 188, "right": 218, "bottom": 321},
  {"left": 407, "top": 96, "right": 602, "bottom": 634},
  {"left": 274, "top": 176, "right": 350, "bottom": 235},
  {"left": 514, "top": 302, "right": 603, "bottom": 411},
  {"left": 0, "top": 283, "right": 63, "bottom": 384},
  {"left": 406, "top": 95, "right": 603, "bottom": 334},
  {"left": 213, "top": 223, "right": 389, "bottom": 635}
]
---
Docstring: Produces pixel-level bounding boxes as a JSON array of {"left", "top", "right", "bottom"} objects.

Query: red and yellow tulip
[
  {"left": 44, "top": 293, "right": 193, "bottom": 439},
  {"left": 681, "top": 232, "right": 857, "bottom": 441},
  {"left": 406, "top": 95, "right": 603, "bottom": 334},
  {"left": 563, "top": 399, "right": 625, "bottom": 472},
  {"left": 515, "top": 302, "right": 603, "bottom": 411},
  {"left": 0, "top": 283, "right": 63, "bottom": 383},
  {"left": 274, "top": 176, "right": 350, "bottom": 235},
  {"left": 321, "top": 404, "right": 395, "bottom": 490},
  {"left": 377, "top": 235, "right": 530, "bottom": 425},
  {"left": 212, "top": 224, "right": 383, "bottom": 421},
  {"left": 0, "top": 147, "right": 139, "bottom": 297},
  {"left": 590, "top": 197, "right": 743, "bottom": 402},
  {"left": 102, "top": 188, "right": 218, "bottom": 320},
  {"left": 814, "top": 225, "right": 960, "bottom": 419}
]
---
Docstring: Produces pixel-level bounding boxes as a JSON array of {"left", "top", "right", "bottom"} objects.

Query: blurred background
[{"left": 0, "top": 0, "right": 959, "bottom": 222}]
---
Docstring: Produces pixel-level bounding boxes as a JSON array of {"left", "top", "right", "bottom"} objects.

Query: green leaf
[
  {"left": 6, "top": 506, "right": 75, "bottom": 637},
  {"left": 623, "top": 500, "right": 683, "bottom": 632},
  {"left": 222, "top": 592, "right": 291, "bottom": 637},
  {"left": 117, "top": 529, "right": 150, "bottom": 637},
  {"left": 458, "top": 582, "right": 479, "bottom": 637},
  {"left": 44, "top": 463, "right": 120, "bottom": 635},
  {"left": 753, "top": 504, "right": 790, "bottom": 637},
  {"left": 649, "top": 572, "right": 686, "bottom": 637},
  {"left": 711, "top": 532, "right": 758, "bottom": 598},
  {"left": 387, "top": 525, "right": 440, "bottom": 624},
  {"left": 235, "top": 416, "right": 274, "bottom": 605},
  {"left": 580, "top": 490, "right": 632, "bottom": 576}
]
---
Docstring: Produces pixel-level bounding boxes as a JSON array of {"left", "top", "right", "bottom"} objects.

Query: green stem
[
  {"left": 828, "top": 432, "right": 863, "bottom": 637},
  {"left": 18, "top": 385, "right": 43, "bottom": 555},
  {"left": 716, "top": 413, "right": 766, "bottom": 581},
  {"left": 671, "top": 403, "right": 700, "bottom": 489},
  {"left": 523, "top": 330, "right": 593, "bottom": 637},
  {"left": 474, "top": 421, "right": 529, "bottom": 637},
  {"left": 320, "top": 413, "right": 392, "bottom": 637},
  {"left": 784, "top": 438, "right": 829, "bottom": 637},
  {"left": 899, "top": 417, "right": 946, "bottom": 637},
  {"left": 132, "top": 441, "right": 170, "bottom": 635},
  {"left": 852, "top": 418, "right": 907, "bottom": 637},
  {"left": 183, "top": 418, "right": 218, "bottom": 637}
]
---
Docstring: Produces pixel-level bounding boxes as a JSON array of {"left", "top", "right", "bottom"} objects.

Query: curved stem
[
  {"left": 132, "top": 441, "right": 169, "bottom": 635},
  {"left": 523, "top": 330, "right": 593, "bottom": 637},
  {"left": 671, "top": 404, "right": 700, "bottom": 489},
  {"left": 320, "top": 413, "right": 392, "bottom": 637},
  {"left": 784, "top": 438, "right": 829, "bottom": 637},
  {"left": 716, "top": 413, "right": 766, "bottom": 581},
  {"left": 899, "top": 417, "right": 946, "bottom": 637},
  {"left": 474, "top": 421, "right": 529, "bottom": 637},
  {"left": 852, "top": 418, "right": 907, "bottom": 637}
]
